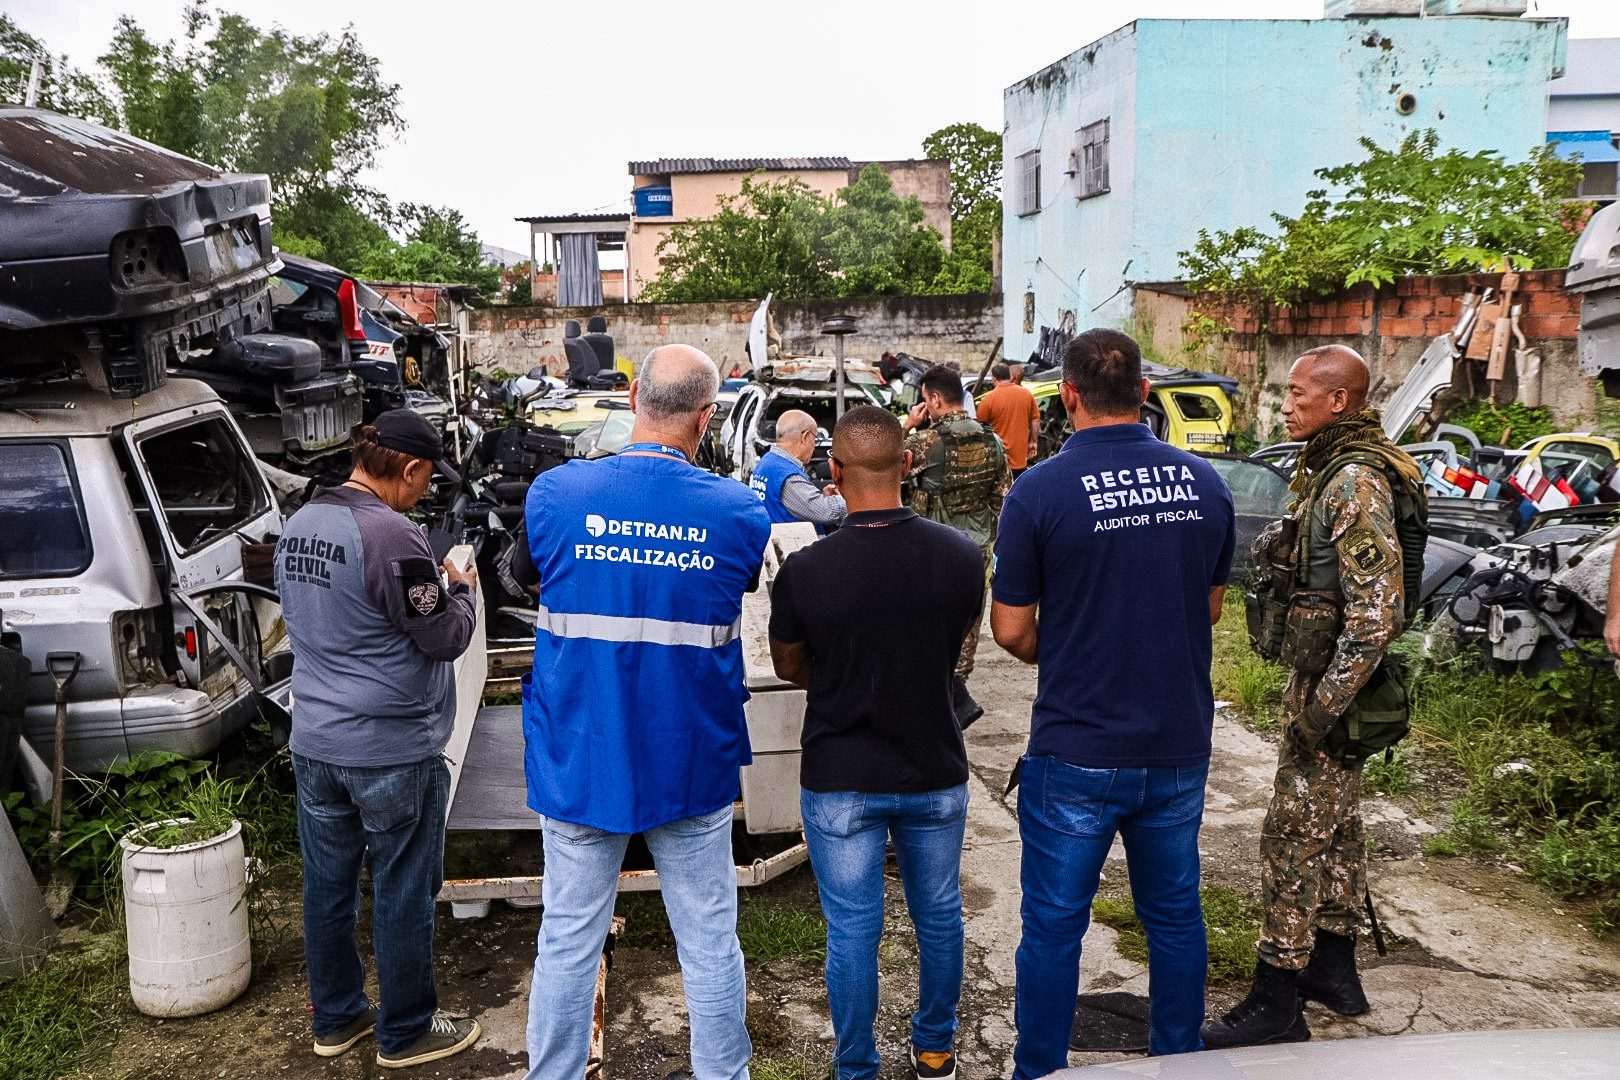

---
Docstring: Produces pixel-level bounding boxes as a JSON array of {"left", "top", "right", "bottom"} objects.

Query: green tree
[
  {"left": 360, "top": 204, "right": 500, "bottom": 293},
  {"left": 0, "top": 14, "right": 117, "bottom": 123},
  {"left": 923, "top": 121, "right": 1002, "bottom": 221},
  {"left": 923, "top": 122, "right": 1001, "bottom": 292},
  {"left": 1179, "top": 130, "right": 1587, "bottom": 309},
  {"left": 823, "top": 164, "right": 947, "bottom": 296},
  {"left": 640, "top": 175, "right": 836, "bottom": 302},
  {"left": 97, "top": 3, "right": 405, "bottom": 272},
  {"left": 640, "top": 167, "right": 965, "bottom": 302}
]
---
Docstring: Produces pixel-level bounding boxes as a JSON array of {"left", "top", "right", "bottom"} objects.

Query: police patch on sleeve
[
  {"left": 396, "top": 556, "right": 446, "bottom": 618},
  {"left": 1342, "top": 524, "right": 1397, "bottom": 576}
]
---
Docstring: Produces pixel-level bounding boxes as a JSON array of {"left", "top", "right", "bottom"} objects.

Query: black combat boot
[
  {"left": 1296, "top": 929, "right": 1369, "bottom": 1016},
  {"left": 951, "top": 676, "right": 984, "bottom": 730},
  {"left": 1200, "top": 960, "right": 1310, "bottom": 1049}
]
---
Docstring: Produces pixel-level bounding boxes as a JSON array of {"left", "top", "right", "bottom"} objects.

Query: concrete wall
[
  {"left": 469, "top": 293, "right": 1003, "bottom": 379},
  {"left": 1132, "top": 269, "right": 1591, "bottom": 441},
  {"left": 1004, "top": 15, "right": 1569, "bottom": 362}
]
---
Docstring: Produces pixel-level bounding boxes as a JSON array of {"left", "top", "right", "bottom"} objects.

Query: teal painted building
[{"left": 1002, "top": 13, "right": 1568, "bottom": 362}]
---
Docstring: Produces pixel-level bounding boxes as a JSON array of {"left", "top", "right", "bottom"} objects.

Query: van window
[
  {"left": 0, "top": 442, "right": 90, "bottom": 578},
  {"left": 1173, "top": 392, "right": 1224, "bottom": 421},
  {"left": 136, "top": 417, "right": 268, "bottom": 552}
]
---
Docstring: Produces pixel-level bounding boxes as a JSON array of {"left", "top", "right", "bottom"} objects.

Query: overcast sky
[{"left": 8, "top": 0, "right": 1618, "bottom": 255}]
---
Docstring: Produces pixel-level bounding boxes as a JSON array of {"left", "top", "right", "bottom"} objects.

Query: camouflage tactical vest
[
  {"left": 1297, "top": 449, "right": 1428, "bottom": 622},
  {"left": 918, "top": 415, "right": 1005, "bottom": 549}
]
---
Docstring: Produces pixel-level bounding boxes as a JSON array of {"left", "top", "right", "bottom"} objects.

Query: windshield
[
  {"left": 761, "top": 389, "right": 883, "bottom": 437},
  {"left": 596, "top": 410, "right": 636, "bottom": 454},
  {"left": 0, "top": 442, "right": 91, "bottom": 579},
  {"left": 1203, "top": 457, "right": 1290, "bottom": 518}
]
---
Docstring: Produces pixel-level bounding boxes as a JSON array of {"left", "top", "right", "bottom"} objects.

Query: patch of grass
[
  {"left": 1422, "top": 801, "right": 1505, "bottom": 858},
  {"left": 0, "top": 932, "right": 126, "bottom": 1080},
  {"left": 1363, "top": 750, "right": 1413, "bottom": 797},
  {"left": 736, "top": 895, "right": 826, "bottom": 965},
  {"left": 613, "top": 892, "right": 675, "bottom": 948},
  {"left": 1212, "top": 596, "right": 1285, "bottom": 730},
  {"left": 1407, "top": 646, "right": 1620, "bottom": 931},
  {"left": 1233, "top": 654, "right": 1285, "bottom": 728},
  {"left": 1091, "top": 885, "right": 1259, "bottom": 984},
  {"left": 751, "top": 1055, "right": 819, "bottom": 1080},
  {"left": 612, "top": 890, "right": 826, "bottom": 965}
]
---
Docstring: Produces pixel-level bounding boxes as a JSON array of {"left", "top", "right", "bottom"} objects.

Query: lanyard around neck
[{"left": 621, "top": 441, "right": 689, "bottom": 462}]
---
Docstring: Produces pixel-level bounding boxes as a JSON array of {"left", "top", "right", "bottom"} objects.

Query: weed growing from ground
[
  {"left": 1091, "top": 885, "right": 1259, "bottom": 984},
  {"left": 1363, "top": 750, "right": 1413, "bottom": 797},
  {"left": 1409, "top": 644, "right": 1620, "bottom": 932},
  {"left": 0, "top": 931, "right": 125, "bottom": 1080},
  {"left": 614, "top": 885, "right": 827, "bottom": 965},
  {"left": 751, "top": 1054, "right": 820, "bottom": 1080}
]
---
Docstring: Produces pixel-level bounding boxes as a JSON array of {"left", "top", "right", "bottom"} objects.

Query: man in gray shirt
[
  {"left": 750, "top": 409, "right": 847, "bottom": 531},
  {"left": 276, "top": 409, "right": 480, "bottom": 1070}
]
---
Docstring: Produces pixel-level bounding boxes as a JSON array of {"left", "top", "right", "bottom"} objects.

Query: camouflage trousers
[
  {"left": 1257, "top": 709, "right": 1366, "bottom": 969},
  {"left": 957, "top": 545, "right": 993, "bottom": 679}
]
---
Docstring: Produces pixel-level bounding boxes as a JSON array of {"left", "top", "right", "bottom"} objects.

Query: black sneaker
[
  {"left": 911, "top": 1043, "right": 957, "bottom": 1080},
  {"left": 312, "top": 1006, "right": 376, "bottom": 1057},
  {"left": 376, "top": 1012, "right": 481, "bottom": 1069}
]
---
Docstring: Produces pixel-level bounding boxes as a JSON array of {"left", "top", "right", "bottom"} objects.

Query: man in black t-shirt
[{"left": 770, "top": 405, "right": 984, "bottom": 1080}]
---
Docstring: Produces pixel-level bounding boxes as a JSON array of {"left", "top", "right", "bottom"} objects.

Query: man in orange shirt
[{"left": 976, "top": 363, "right": 1041, "bottom": 476}]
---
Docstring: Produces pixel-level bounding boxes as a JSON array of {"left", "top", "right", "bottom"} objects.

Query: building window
[
  {"left": 1577, "top": 161, "right": 1618, "bottom": 203},
  {"left": 1080, "top": 119, "right": 1110, "bottom": 198},
  {"left": 1016, "top": 149, "right": 1041, "bottom": 216}
]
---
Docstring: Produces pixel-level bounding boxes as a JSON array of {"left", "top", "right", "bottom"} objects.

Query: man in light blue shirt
[{"left": 521, "top": 345, "right": 771, "bottom": 1080}]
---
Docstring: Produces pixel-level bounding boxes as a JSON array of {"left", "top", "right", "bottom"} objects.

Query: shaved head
[
  {"left": 1282, "top": 344, "right": 1371, "bottom": 440},
  {"left": 831, "top": 406, "right": 905, "bottom": 486},
  {"left": 1294, "top": 345, "right": 1369, "bottom": 407}
]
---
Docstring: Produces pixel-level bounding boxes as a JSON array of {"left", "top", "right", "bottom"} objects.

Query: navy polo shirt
[{"left": 992, "top": 423, "right": 1235, "bottom": 767}]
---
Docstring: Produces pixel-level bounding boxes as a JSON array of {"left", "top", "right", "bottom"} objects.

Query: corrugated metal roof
[
  {"left": 628, "top": 157, "right": 852, "bottom": 176},
  {"left": 514, "top": 213, "right": 631, "bottom": 224}
]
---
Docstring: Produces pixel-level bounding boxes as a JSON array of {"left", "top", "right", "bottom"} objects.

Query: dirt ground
[{"left": 79, "top": 617, "right": 1620, "bottom": 1079}]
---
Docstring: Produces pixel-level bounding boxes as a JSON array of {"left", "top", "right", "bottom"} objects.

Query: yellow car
[{"left": 1016, "top": 363, "right": 1239, "bottom": 461}]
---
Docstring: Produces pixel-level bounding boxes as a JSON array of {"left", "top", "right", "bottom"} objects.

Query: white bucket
[{"left": 119, "top": 819, "right": 251, "bottom": 1017}]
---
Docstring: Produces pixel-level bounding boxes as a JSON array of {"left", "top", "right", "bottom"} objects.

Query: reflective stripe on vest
[{"left": 535, "top": 604, "right": 742, "bottom": 648}]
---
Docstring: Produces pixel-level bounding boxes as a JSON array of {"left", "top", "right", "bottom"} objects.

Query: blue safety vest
[
  {"left": 749, "top": 446, "right": 807, "bottom": 526},
  {"left": 522, "top": 444, "right": 772, "bottom": 833}
]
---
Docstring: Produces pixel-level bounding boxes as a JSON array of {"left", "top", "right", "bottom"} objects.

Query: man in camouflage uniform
[
  {"left": 902, "top": 363, "right": 1011, "bottom": 729},
  {"left": 1203, "top": 344, "right": 1415, "bottom": 1048}
]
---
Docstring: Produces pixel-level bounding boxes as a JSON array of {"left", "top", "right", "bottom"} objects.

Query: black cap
[{"left": 372, "top": 409, "right": 460, "bottom": 484}]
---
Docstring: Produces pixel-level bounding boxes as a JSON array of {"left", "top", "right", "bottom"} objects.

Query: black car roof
[{"left": 0, "top": 108, "right": 219, "bottom": 197}]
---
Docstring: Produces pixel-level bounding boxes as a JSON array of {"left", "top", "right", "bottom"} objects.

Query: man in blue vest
[
  {"left": 750, "top": 409, "right": 847, "bottom": 532},
  {"left": 520, "top": 344, "right": 772, "bottom": 1080}
]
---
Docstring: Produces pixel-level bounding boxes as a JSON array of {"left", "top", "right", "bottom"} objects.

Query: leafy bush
[
  {"left": 1408, "top": 649, "right": 1620, "bottom": 931},
  {"left": 1440, "top": 400, "right": 1560, "bottom": 450},
  {"left": 1180, "top": 131, "right": 1586, "bottom": 310}
]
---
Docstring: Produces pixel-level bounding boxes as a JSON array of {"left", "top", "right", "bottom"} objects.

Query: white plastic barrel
[{"left": 119, "top": 819, "right": 251, "bottom": 1017}]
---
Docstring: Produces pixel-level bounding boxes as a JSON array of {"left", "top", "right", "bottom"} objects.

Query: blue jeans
[
  {"left": 1012, "top": 754, "right": 1209, "bottom": 1078},
  {"left": 524, "top": 805, "right": 750, "bottom": 1080},
  {"left": 801, "top": 785, "right": 969, "bottom": 1080},
  {"left": 292, "top": 752, "right": 449, "bottom": 1055}
]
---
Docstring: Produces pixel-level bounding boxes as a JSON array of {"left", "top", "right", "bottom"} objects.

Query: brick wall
[
  {"left": 1133, "top": 269, "right": 1591, "bottom": 439},
  {"left": 467, "top": 293, "right": 1003, "bottom": 379}
]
